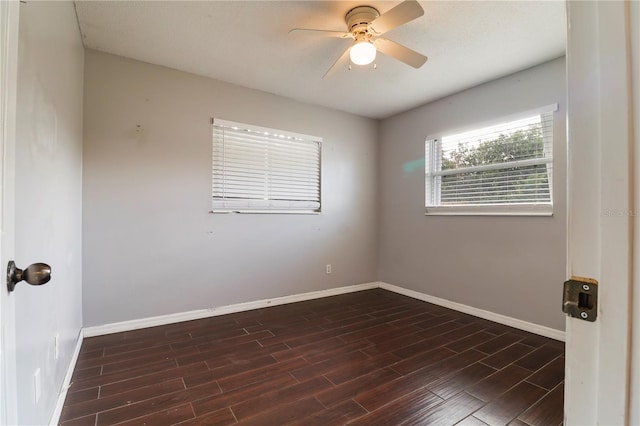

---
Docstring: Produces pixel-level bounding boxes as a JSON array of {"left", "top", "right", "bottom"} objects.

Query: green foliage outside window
[{"left": 439, "top": 126, "right": 550, "bottom": 205}]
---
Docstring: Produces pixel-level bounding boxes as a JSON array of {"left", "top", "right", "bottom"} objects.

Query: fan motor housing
[{"left": 345, "top": 6, "right": 379, "bottom": 35}]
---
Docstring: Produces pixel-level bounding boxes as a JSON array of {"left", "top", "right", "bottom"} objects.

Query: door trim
[{"left": 565, "top": 1, "right": 635, "bottom": 423}]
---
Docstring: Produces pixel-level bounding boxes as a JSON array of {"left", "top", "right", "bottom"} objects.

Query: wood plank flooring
[{"left": 60, "top": 289, "right": 565, "bottom": 426}]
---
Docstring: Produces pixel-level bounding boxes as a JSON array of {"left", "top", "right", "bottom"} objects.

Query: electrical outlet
[
  {"left": 326, "top": 264, "right": 332, "bottom": 274},
  {"left": 54, "top": 334, "right": 60, "bottom": 360},
  {"left": 33, "top": 368, "right": 41, "bottom": 403}
]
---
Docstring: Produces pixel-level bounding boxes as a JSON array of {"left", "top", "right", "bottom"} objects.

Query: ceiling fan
[{"left": 289, "top": 0, "right": 428, "bottom": 78}]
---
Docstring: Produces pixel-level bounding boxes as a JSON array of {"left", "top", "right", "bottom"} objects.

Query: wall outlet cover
[
  {"left": 54, "top": 333, "right": 60, "bottom": 360},
  {"left": 34, "top": 368, "right": 41, "bottom": 403}
]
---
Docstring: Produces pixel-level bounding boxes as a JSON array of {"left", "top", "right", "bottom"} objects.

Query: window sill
[
  {"left": 425, "top": 204, "right": 553, "bottom": 216},
  {"left": 210, "top": 210, "right": 321, "bottom": 215}
]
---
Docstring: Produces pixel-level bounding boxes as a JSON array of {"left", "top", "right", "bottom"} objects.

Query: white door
[
  {"left": 565, "top": 1, "right": 638, "bottom": 424},
  {"left": 0, "top": 1, "right": 20, "bottom": 424}
]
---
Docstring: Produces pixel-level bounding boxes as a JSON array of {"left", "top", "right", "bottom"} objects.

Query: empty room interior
[{"left": 2, "top": 1, "right": 639, "bottom": 425}]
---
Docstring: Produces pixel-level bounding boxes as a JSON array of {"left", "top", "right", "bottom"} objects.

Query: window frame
[
  {"left": 424, "top": 104, "right": 558, "bottom": 216},
  {"left": 211, "top": 118, "right": 322, "bottom": 214}
]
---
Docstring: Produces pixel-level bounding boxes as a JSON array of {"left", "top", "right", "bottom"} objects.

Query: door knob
[{"left": 7, "top": 261, "right": 51, "bottom": 292}]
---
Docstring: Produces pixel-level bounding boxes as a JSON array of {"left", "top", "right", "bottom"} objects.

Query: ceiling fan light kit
[
  {"left": 350, "top": 40, "right": 377, "bottom": 65},
  {"left": 289, "top": 0, "right": 428, "bottom": 78}
]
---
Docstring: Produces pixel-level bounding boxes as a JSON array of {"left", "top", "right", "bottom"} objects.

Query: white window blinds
[
  {"left": 212, "top": 119, "right": 322, "bottom": 212},
  {"left": 425, "top": 105, "right": 556, "bottom": 214}
]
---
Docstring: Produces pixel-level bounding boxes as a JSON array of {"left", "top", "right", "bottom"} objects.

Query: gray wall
[
  {"left": 378, "top": 57, "right": 566, "bottom": 331},
  {"left": 15, "top": 1, "right": 84, "bottom": 424},
  {"left": 82, "top": 50, "right": 379, "bottom": 327}
]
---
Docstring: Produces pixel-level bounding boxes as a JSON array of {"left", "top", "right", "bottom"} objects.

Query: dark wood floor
[{"left": 60, "top": 289, "right": 564, "bottom": 426}]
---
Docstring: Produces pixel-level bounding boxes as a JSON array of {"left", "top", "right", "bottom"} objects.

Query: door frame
[
  {"left": 0, "top": 1, "right": 20, "bottom": 424},
  {"left": 565, "top": 1, "right": 637, "bottom": 424},
  {"left": 632, "top": 3, "right": 640, "bottom": 423}
]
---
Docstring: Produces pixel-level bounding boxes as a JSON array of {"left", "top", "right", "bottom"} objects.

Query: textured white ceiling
[{"left": 74, "top": 1, "right": 566, "bottom": 119}]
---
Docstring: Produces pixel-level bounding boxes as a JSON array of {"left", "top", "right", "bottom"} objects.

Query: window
[
  {"left": 425, "top": 104, "right": 557, "bottom": 215},
  {"left": 212, "top": 119, "right": 321, "bottom": 213}
]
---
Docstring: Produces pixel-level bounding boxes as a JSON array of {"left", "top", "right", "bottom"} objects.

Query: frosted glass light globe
[{"left": 350, "top": 41, "right": 376, "bottom": 66}]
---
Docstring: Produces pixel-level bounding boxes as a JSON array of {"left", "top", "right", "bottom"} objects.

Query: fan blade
[
  {"left": 374, "top": 38, "right": 427, "bottom": 68},
  {"left": 323, "top": 45, "right": 351, "bottom": 79},
  {"left": 288, "top": 28, "right": 353, "bottom": 39},
  {"left": 369, "top": 0, "right": 424, "bottom": 35}
]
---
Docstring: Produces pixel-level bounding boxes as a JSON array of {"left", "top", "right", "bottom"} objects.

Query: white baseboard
[
  {"left": 83, "top": 282, "right": 379, "bottom": 337},
  {"left": 379, "top": 282, "right": 565, "bottom": 341},
  {"left": 49, "top": 330, "right": 84, "bottom": 426},
  {"left": 82, "top": 281, "right": 564, "bottom": 342}
]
